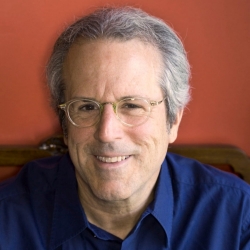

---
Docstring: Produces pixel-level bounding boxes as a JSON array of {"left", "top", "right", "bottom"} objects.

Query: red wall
[{"left": 1, "top": 0, "right": 250, "bottom": 155}]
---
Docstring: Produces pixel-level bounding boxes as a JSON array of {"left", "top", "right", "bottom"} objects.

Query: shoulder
[
  {"left": 166, "top": 152, "right": 250, "bottom": 192},
  {"left": 0, "top": 155, "right": 72, "bottom": 249},
  {"left": 0, "top": 154, "right": 66, "bottom": 201},
  {"left": 166, "top": 153, "right": 250, "bottom": 231},
  {"left": 165, "top": 153, "right": 250, "bottom": 248}
]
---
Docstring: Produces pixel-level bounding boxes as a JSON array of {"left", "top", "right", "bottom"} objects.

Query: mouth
[{"left": 96, "top": 155, "right": 130, "bottom": 163}]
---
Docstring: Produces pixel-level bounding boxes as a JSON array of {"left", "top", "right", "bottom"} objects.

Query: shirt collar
[
  {"left": 150, "top": 158, "right": 174, "bottom": 248},
  {"left": 49, "top": 154, "right": 88, "bottom": 249},
  {"left": 49, "top": 154, "right": 173, "bottom": 249}
]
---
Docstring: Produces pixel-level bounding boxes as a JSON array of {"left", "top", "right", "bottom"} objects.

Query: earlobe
[
  {"left": 168, "top": 109, "right": 183, "bottom": 143},
  {"left": 64, "top": 135, "right": 68, "bottom": 146}
]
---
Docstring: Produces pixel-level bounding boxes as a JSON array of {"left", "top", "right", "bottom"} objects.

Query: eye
[
  {"left": 70, "top": 100, "right": 99, "bottom": 113},
  {"left": 118, "top": 99, "right": 148, "bottom": 117},
  {"left": 122, "top": 102, "right": 142, "bottom": 109},
  {"left": 78, "top": 103, "right": 98, "bottom": 111}
]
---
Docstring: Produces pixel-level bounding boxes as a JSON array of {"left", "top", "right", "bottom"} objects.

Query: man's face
[{"left": 63, "top": 39, "right": 182, "bottom": 203}]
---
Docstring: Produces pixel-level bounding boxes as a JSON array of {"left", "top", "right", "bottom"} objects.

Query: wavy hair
[{"left": 47, "top": 7, "right": 191, "bottom": 132}]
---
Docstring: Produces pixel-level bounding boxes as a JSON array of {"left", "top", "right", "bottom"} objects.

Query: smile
[{"left": 96, "top": 155, "right": 129, "bottom": 163}]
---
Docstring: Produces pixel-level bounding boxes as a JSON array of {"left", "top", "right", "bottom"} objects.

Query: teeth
[{"left": 96, "top": 155, "right": 128, "bottom": 163}]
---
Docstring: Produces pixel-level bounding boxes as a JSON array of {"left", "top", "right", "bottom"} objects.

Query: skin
[{"left": 62, "top": 38, "right": 183, "bottom": 239}]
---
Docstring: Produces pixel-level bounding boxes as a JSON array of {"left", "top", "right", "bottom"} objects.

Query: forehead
[{"left": 62, "top": 38, "right": 164, "bottom": 100}]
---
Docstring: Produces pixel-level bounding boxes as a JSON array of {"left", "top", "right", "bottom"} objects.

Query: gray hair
[{"left": 46, "top": 6, "right": 191, "bottom": 132}]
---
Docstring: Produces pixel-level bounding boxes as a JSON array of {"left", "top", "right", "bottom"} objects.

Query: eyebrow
[{"left": 70, "top": 95, "right": 149, "bottom": 102}]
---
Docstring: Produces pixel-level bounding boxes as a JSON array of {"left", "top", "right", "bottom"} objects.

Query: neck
[{"left": 77, "top": 179, "right": 155, "bottom": 239}]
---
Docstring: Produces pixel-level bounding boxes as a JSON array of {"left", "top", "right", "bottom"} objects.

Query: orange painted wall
[{"left": 1, "top": 0, "right": 250, "bottom": 155}]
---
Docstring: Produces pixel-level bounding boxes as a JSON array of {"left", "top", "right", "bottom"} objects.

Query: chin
[{"left": 92, "top": 182, "right": 132, "bottom": 202}]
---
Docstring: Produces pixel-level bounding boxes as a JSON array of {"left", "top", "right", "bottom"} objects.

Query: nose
[{"left": 93, "top": 103, "right": 123, "bottom": 142}]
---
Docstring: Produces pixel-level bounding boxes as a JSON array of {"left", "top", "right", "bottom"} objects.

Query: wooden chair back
[{"left": 1, "top": 135, "right": 250, "bottom": 183}]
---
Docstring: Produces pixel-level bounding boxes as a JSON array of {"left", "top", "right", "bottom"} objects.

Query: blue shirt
[{"left": 1, "top": 153, "right": 250, "bottom": 249}]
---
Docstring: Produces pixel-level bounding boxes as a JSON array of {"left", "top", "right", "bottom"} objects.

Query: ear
[
  {"left": 63, "top": 134, "right": 68, "bottom": 146},
  {"left": 168, "top": 109, "right": 183, "bottom": 143}
]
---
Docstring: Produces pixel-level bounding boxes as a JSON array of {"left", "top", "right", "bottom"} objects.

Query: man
[{"left": 1, "top": 6, "right": 250, "bottom": 250}]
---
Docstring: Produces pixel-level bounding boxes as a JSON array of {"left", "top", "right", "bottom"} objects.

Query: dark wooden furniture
[{"left": 1, "top": 135, "right": 250, "bottom": 184}]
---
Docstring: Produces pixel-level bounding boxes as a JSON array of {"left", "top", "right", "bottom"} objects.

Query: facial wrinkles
[
  {"left": 82, "top": 140, "right": 141, "bottom": 157},
  {"left": 65, "top": 39, "right": 167, "bottom": 156},
  {"left": 64, "top": 39, "right": 163, "bottom": 102}
]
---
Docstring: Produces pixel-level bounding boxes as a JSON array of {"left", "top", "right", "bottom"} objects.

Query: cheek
[
  {"left": 66, "top": 125, "right": 94, "bottom": 144},
  {"left": 131, "top": 119, "right": 169, "bottom": 158},
  {"left": 65, "top": 126, "right": 95, "bottom": 165}
]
